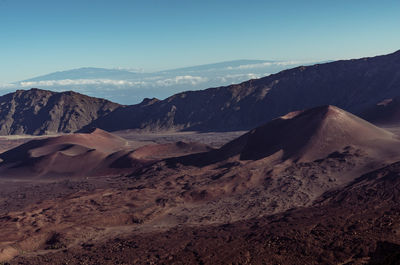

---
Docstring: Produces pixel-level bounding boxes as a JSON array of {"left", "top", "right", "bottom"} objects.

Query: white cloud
[
  {"left": 13, "top": 75, "right": 208, "bottom": 89},
  {"left": 112, "top": 67, "right": 144, "bottom": 73},
  {"left": 218, "top": 73, "right": 262, "bottom": 82},
  {"left": 155, "top": 75, "right": 208, "bottom": 86},
  {"left": 0, "top": 83, "right": 16, "bottom": 89},
  {"left": 18, "top": 79, "right": 143, "bottom": 87},
  {"left": 226, "top": 61, "right": 311, "bottom": 70}
]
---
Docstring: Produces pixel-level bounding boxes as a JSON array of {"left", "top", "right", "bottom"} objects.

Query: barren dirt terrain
[{"left": 1, "top": 107, "right": 400, "bottom": 264}]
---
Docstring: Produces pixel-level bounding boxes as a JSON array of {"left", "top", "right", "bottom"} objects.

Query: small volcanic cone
[
  {"left": 0, "top": 128, "right": 129, "bottom": 177},
  {"left": 179, "top": 105, "right": 400, "bottom": 166},
  {"left": 225, "top": 105, "right": 398, "bottom": 162},
  {"left": 0, "top": 128, "right": 213, "bottom": 177}
]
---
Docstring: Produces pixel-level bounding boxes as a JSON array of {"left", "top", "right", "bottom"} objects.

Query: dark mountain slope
[
  {"left": 86, "top": 50, "right": 400, "bottom": 132},
  {"left": 361, "top": 96, "right": 400, "bottom": 125},
  {"left": 0, "top": 88, "right": 121, "bottom": 135}
]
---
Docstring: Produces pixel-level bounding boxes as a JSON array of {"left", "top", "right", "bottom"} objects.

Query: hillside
[
  {"left": 0, "top": 88, "right": 121, "bottom": 135},
  {"left": 361, "top": 96, "right": 400, "bottom": 125}
]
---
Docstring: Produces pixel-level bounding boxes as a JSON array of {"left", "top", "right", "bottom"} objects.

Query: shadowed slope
[{"left": 361, "top": 97, "right": 400, "bottom": 125}]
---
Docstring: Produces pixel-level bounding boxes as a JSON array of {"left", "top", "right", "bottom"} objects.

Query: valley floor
[{"left": 0, "top": 126, "right": 400, "bottom": 264}]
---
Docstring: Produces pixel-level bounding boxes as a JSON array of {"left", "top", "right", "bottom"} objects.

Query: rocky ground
[{"left": 1, "top": 107, "right": 400, "bottom": 264}]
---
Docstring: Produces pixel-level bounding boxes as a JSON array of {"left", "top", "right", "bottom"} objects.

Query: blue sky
[{"left": 0, "top": 0, "right": 399, "bottom": 83}]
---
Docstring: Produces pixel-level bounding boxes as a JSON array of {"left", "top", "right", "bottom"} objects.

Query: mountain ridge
[
  {"left": 85, "top": 49, "right": 400, "bottom": 132},
  {"left": 23, "top": 67, "right": 141, "bottom": 82},
  {"left": 0, "top": 88, "right": 121, "bottom": 135},
  {"left": 21, "top": 60, "right": 290, "bottom": 81}
]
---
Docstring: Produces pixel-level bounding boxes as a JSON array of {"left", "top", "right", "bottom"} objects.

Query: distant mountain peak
[{"left": 22, "top": 67, "right": 140, "bottom": 82}]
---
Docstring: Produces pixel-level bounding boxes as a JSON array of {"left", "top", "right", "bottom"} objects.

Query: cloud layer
[
  {"left": 0, "top": 60, "right": 313, "bottom": 103},
  {"left": 15, "top": 75, "right": 209, "bottom": 89},
  {"left": 226, "top": 61, "right": 306, "bottom": 70}
]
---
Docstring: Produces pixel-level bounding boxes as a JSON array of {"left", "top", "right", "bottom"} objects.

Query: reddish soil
[
  {"left": 1, "top": 106, "right": 400, "bottom": 264},
  {"left": 0, "top": 129, "right": 211, "bottom": 178},
  {"left": 6, "top": 161, "right": 400, "bottom": 264}
]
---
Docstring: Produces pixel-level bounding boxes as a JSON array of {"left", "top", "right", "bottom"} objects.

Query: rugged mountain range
[
  {"left": 0, "top": 88, "right": 120, "bottom": 135},
  {"left": 86, "top": 50, "right": 400, "bottom": 132},
  {"left": 0, "top": 50, "right": 399, "bottom": 135}
]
